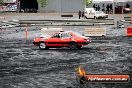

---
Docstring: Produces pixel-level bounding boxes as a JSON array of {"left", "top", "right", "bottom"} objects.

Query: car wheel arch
[
  {"left": 68, "top": 41, "right": 78, "bottom": 50},
  {"left": 39, "top": 41, "right": 49, "bottom": 50}
]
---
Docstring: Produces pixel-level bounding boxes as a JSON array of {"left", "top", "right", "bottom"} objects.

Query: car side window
[
  {"left": 52, "top": 33, "right": 61, "bottom": 38},
  {"left": 61, "top": 33, "right": 72, "bottom": 38}
]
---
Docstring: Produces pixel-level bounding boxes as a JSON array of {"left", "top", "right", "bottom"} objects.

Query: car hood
[{"left": 40, "top": 34, "right": 51, "bottom": 39}]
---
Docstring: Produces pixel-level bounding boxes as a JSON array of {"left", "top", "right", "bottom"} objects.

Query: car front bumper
[
  {"left": 84, "top": 42, "right": 89, "bottom": 45},
  {"left": 33, "top": 42, "right": 39, "bottom": 46}
]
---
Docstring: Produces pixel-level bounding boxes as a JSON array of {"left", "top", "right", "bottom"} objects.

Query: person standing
[
  {"left": 82, "top": 10, "right": 85, "bottom": 18},
  {"left": 95, "top": 5, "right": 98, "bottom": 11},
  {"left": 93, "top": 4, "right": 96, "bottom": 9},
  {"left": 102, "top": 4, "right": 105, "bottom": 12},
  {"left": 109, "top": 4, "right": 113, "bottom": 13},
  {"left": 97, "top": 5, "right": 100, "bottom": 11},
  {"left": 106, "top": 4, "right": 110, "bottom": 14},
  {"left": 78, "top": 10, "right": 81, "bottom": 19}
]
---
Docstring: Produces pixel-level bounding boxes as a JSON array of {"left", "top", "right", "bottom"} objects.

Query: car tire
[
  {"left": 39, "top": 42, "right": 48, "bottom": 50},
  {"left": 80, "top": 76, "right": 86, "bottom": 84},
  {"left": 78, "top": 46, "right": 82, "bottom": 49},
  {"left": 69, "top": 42, "right": 78, "bottom": 50}
]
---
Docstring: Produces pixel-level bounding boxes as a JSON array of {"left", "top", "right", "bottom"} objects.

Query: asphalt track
[{"left": 0, "top": 26, "right": 132, "bottom": 88}]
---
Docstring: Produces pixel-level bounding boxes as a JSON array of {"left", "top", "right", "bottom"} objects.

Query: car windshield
[
  {"left": 73, "top": 32, "right": 84, "bottom": 37},
  {"left": 41, "top": 34, "right": 51, "bottom": 38},
  {"left": 96, "top": 11, "right": 104, "bottom": 14}
]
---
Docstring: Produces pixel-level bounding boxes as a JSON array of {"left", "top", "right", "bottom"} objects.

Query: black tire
[
  {"left": 77, "top": 46, "right": 82, "bottom": 49},
  {"left": 68, "top": 42, "right": 78, "bottom": 50},
  {"left": 80, "top": 76, "right": 86, "bottom": 84},
  {"left": 39, "top": 42, "right": 48, "bottom": 50}
]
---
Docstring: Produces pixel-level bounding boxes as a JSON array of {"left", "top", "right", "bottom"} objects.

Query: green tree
[
  {"left": 38, "top": 0, "right": 47, "bottom": 7},
  {"left": 0, "top": 0, "right": 4, "bottom": 6},
  {"left": 84, "top": 0, "right": 92, "bottom": 7}
]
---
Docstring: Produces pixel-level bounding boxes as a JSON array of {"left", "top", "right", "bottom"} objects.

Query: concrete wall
[{"left": 38, "top": 0, "right": 84, "bottom": 13}]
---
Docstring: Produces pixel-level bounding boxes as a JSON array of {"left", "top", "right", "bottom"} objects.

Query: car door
[
  {"left": 61, "top": 33, "right": 72, "bottom": 46},
  {"left": 46, "top": 33, "right": 62, "bottom": 47},
  {"left": 85, "top": 12, "right": 95, "bottom": 18}
]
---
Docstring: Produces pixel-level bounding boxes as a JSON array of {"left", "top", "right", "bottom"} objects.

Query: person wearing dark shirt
[
  {"left": 82, "top": 10, "right": 85, "bottom": 18},
  {"left": 78, "top": 10, "right": 81, "bottom": 19}
]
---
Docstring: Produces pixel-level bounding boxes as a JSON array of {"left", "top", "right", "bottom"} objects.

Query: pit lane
[{"left": 0, "top": 26, "right": 132, "bottom": 88}]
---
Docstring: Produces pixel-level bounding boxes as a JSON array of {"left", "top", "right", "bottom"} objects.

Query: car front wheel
[
  {"left": 68, "top": 42, "right": 78, "bottom": 50},
  {"left": 39, "top": 42, "right": 48, "bottom": 50}
]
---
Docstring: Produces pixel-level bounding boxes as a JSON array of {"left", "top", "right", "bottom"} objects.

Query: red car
[{"left": 33, "top": 31, "right": 91, "bottom": 49}]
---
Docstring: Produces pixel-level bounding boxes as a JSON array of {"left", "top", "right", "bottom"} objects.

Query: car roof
[{"left": 57, "top": 31, "right": 73, "bottom": 34}]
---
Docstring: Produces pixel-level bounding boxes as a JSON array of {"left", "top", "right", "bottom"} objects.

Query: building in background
[
  {"left": 17, "top": 0, "right": 84, "bottom": 13},
  {"left": 38, "top": 0, "right": 132, "bottom": 13},
  {"left": 16, "top": 0, "right": 132, "bottom": 13},
  {"left": 38, "top": 0, "right": 84, "bottom": 13}
]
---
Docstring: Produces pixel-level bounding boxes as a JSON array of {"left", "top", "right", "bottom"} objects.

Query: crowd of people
[
  {"left": 78, "top": 10, "right": 85, "bottom": 19},
  {"left": 93, "top": 4, "right": 113, "bottom": 14},
  {"left": 92, "top": 3, "right": 131, "bottom": 14}
]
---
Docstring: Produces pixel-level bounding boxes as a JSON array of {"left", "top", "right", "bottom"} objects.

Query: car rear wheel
[
  {"left": 80, "top": 76, "right": 86, "bottom": 84},
  {"left": 78, "top": 46, "right": 82, "bottom": 49},
  {"left": 39, "top": 42, "right": 48, "bottom": 50},
  {"left": 69, "top": 42, "right": 78, "bottom": 50}
]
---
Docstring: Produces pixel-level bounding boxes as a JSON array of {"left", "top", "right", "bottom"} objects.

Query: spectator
[
  {"left": 126, "top": 3, "right": 130, "bottom": 8},
  {"left": 97, "top": 5, "right": 100, "bottom": 11},
  {"left": 106, "top": 4, "right": 110, "bottom": 14},
  {"left": 109, "top": 4, "right": 113, "bottom": 13},
  {"left": 78, "top": 10, "right": 81, "bottom": 19},
  {"left": 102, "top": 4, "right": 105, "bottom": 12},
  {"left": 95, "top": 5, "right": 98, "bottom": 11},
  {"left": 82, "top": 10, "right": 85, "bottom": 18},
  {"left": 93, "top": 4, "right": 96, "bottom": 9}
]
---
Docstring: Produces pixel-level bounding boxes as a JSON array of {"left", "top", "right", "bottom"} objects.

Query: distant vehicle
[
  {"left": 85, "top": 8, "right": 95, "bottom": 14},
  {"left": 85, "top": 11, "right": 108, "bottom": 19},
  {"left": 115, "top": 6, "right": 131, "bottom": 14},
  {"left": 33, "top": 31, "right": 91, "bottom": 50}
]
